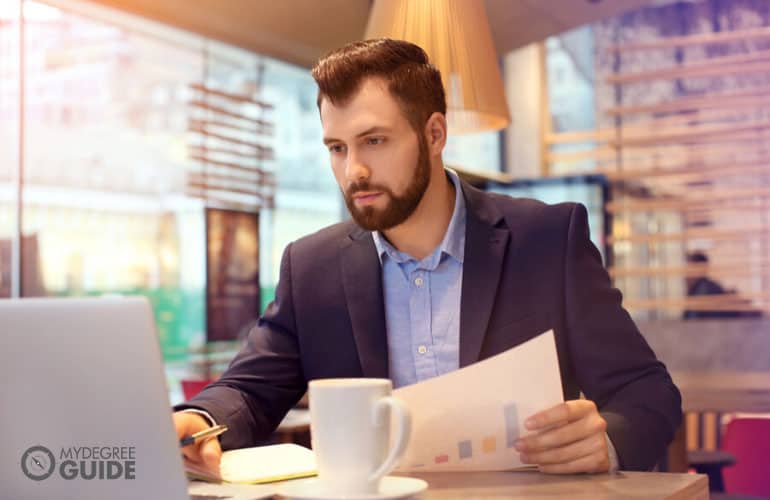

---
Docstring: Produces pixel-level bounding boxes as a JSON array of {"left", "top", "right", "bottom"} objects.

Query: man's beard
[{"left": 343, "top": 137, "right": 431, "bottom": 232}]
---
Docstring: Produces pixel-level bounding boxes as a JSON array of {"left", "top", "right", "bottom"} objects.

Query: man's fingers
[
  {"left": 537, "top": 450, "right": 610, "bottom": 474},
  {"left": 174, "top": 412, "right": 221, "bottom": 474},
  {"left": 525, "top": 403, "right": 570, "bottom": 431},
  {"left": 181, "top": 445, "right": 203, "bottom": 464},
  {"left": 520, "top": 432, "right": 606, "bottom": 465},
  {"left": 517, "top": 411, "right": 606, "bottom": 452},
  {"left": 200, "top": 437, "right": 222, "bottom": 473},
  {"left": 525, "top": 400, "right": 596, "bottom": 431}
]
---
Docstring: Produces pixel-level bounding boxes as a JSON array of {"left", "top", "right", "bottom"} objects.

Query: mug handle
[{"left": 368, "top": 396, "right": 411, "bottom": 482}]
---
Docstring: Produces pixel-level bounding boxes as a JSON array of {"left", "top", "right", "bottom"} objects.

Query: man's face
[{"left": 321, "top": 78, "right": 431, "bottom": 231}]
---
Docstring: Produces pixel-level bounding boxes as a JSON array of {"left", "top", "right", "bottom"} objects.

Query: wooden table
[
  {"left": 191, "top": 470, "right": 708, "bottom": 499},
  {"left": 401, "top": 470, "right": 708, "bottom": 499}
]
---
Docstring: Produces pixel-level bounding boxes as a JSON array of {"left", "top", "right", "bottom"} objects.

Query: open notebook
[{"left": 185, "top": 444, "right": 317, "bottom": 484}]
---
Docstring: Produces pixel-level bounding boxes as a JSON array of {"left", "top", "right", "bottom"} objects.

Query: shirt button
[
  {"left": 418, "top": 345, "right": 428, "bottom": 355},
  {"left": 414, "top": 277, "right": 424, "bottom": 287}
]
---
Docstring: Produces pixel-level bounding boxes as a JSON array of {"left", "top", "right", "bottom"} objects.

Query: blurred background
[{"left": 2, "top": 0, "right": 770, "bottom": 492}]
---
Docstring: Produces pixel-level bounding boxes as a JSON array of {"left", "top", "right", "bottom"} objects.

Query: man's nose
[{"left": 345, "top": 151, "right": 370, "bottom": 183}]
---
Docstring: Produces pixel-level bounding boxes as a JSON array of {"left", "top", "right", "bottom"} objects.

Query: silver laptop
[{"left": 0, "top": 297, "right": 191, "bottom": 500}]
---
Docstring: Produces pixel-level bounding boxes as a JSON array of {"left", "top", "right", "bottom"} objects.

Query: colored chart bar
[
  {"left": 458, "top": 440, "right": 472, "bottom": 459},
  {"left": 504, "top": 403, "right": 519, "bottom": 448},
  {"left": 482, "top": 436, "right": 497, "bottom": 453}
]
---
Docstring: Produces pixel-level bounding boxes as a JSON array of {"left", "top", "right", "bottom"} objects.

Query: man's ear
[{"left": 424, "top": 112, "right": 447, "bottom": 156}]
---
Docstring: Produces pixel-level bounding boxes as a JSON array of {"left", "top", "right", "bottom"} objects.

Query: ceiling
[{"left": 90, "top": 0, "right": 657, "bottom": 68}]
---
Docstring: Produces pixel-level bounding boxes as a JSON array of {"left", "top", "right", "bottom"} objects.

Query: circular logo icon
[{"left": 21, "top": 445, "right": 56, "bottom": 481}]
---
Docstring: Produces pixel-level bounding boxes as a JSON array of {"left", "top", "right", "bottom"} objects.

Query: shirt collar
[{"left": 372, "top": 168, "right": 466, "bottom": 267}]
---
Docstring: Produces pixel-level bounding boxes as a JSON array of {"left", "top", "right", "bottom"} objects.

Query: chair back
[
  {"left": 181, "top": 379, "right": 215, "bottom": 400},
  {"left": 722, "top": 417, "right": 770, "bottom": 497}
]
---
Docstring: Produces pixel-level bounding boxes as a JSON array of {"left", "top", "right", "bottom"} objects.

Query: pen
[{"left": 179, "top": 424, "right": 228, "bottom": 447}]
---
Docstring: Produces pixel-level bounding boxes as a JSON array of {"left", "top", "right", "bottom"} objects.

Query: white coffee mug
[{"left": 308, "top": 378, "right": 411, "bottom": 495}]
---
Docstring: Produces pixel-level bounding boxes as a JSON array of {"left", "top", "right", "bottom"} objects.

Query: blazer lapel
[
  {"left": 459, "top": 183, "right": 511, "bottom": 367},
  {"left": 340, "top": 229, "right": 389, "bottom": 378}
]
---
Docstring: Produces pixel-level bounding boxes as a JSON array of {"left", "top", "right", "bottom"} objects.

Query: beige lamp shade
[{"left": 365, "top": 0, "right": 511, "bottom": 134}]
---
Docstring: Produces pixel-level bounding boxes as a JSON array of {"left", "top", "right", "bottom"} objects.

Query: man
[
  {"left": 174, "top": 39, "right": 681, "bottom": 475},
  {"left": 683, "top": 251, "right": 761, "bottom": 319}
]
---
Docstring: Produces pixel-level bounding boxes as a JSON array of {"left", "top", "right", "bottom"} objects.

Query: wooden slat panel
[
  {"left": 546, "top": 146, "right": 618, "bottom": 163},
  {"left": 188, "top": 180, "right": 264, "bottom": 198},
  {"left": 546, "top": 128, "right": 616, "bottom": 144},
  {"left": 607, "top": 226, "right": 770, "bottom": 244},
  {"left": 189, "top": 118, "right": 273, "bottom": 136},
  {"left": 189, "top": 171, "right": 260, "bottom": 185},
  {"left": 551, "top": 141, "right": 770, "bottom": 169},
  {"left": 606, "top": 52, "right": 770, "bottom": 85},
  {"left": 186, "top": 185, "right": 273, "bottom": 207},
  {"left": 187, "top": 144, "right": 272, "bottom": 161},
  {"left": 612, "top": 120, "right": 770, "bottom": 148},
  {"left": 545, "top": 116, "right": 768, "bottom": 147},
  {"left": 185, "top": 189, "right": 267, "bottom": 211},
  {"left": 607, "top": 187, "right": 770, "bottom": 211},
  {"left": 608, "top": 260, "right": 770, "bottom": 278},
  {"left": 603, "top": 160, "right": 770, "bottom": 182},
  {"left": 623, "top": 294, "right": 769, "bottom": 311},
  {"left": 605, "top": 88, "right": 770, "bottom": 117},
  {"left": 188, "top": 153, "right": 273, "bottom": 179},
  {"left": 189, "top": 83, "right": 273, "bottom": 109},
  {"left": 609, "top": 25, "right": 770, "bottom": 53},
  {"left": 595, "top": 22, "right": 770, "bottom": 320},
  {"left": 189, "top": 100, "right": 270, "bottom": 128},
  {"left": 548, "top": 119, "right": 770, "bottom": 147},
  {"left": 188, "top": 124, "right": 272, "bottom": 152}
]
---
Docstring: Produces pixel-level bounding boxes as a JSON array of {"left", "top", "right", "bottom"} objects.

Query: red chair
[
  {"left": 180, "top": 379, "right": 215, "bottom": 400},
  {"left": 722, "top": 417, "right": 770, "bottom": 497}
]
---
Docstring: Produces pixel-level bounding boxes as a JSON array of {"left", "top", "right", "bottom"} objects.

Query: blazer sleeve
[
  {"left": 173, "top": 243, "right": 307, "bottom": 450},
  {"left": 563, "top": 203, "right": 682, "bottom": 471}
]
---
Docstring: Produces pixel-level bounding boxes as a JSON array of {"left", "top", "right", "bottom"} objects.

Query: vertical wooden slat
[
  {"left": 686, "top": 411, "right": 699, "bottom": 451},
  {"left": 702, "top": 412, "right": 718, "bottom": 451},
  {"left": 538, "top": 41, "right": 550, "bottom": 178}
]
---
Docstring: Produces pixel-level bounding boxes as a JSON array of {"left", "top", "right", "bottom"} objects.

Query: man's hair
[
  {"left": 687, "top": 251, "right": 709, "bottom": 264},
  {"left": 311, "top": 38, "right": 447, "bottom": 133}
]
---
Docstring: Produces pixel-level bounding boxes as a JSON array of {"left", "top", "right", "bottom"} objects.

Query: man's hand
[
  {"left": 514, "top": 400, "right": 609, "bottom": 474},
  {"left": 173, "top": 412, "right": 222, "bottom": 476}
]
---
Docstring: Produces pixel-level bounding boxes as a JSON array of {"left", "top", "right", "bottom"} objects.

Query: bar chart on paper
[
  {"left": 396, "top": 401, "right": 525, "bottom": 471},
  {"left": 392, "top": 331, "right": 564, "bottom": 472}
]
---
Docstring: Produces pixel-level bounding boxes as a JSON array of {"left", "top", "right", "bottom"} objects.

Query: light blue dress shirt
[{"left": 372, "top": 169, "right": 465, "bottom": 389}]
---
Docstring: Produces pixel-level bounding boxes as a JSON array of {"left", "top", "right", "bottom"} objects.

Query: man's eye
[
  {"left": 328, "top": 144, "right": 345, "bottom": 154},
  {"left": 366, "top": 137, "right": 385, "bottom": 146}
]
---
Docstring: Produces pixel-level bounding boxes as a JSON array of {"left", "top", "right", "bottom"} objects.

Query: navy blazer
[{"left": 178, "top": 180, "right": 682, "bottom": 471}]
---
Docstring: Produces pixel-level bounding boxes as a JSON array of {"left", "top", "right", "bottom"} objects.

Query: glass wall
[
  {"left": 444, "top": 131, "right": 502, "bottom": 173},
  {"left": 5, "top": 1, "right": 344, "bottom": 368},
  {"left": 0, "top": 0, "right": 19, "bottom": 298},
  {"left": 260, "top": 58, "right": 340, "bottom": 305},
  {"left": 20, "top": 1, "right": 206, "bottom": 359}
]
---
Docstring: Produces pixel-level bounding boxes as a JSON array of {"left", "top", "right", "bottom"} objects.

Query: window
[
  {"left": 0, "top": 0, "right": 19, "bottom": 298},
  {"left": 7, "top": 1, "right": 345, "bottom": 365},
  {"left": 20, "top": 1, "right": 207, "bottom": 358}
]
